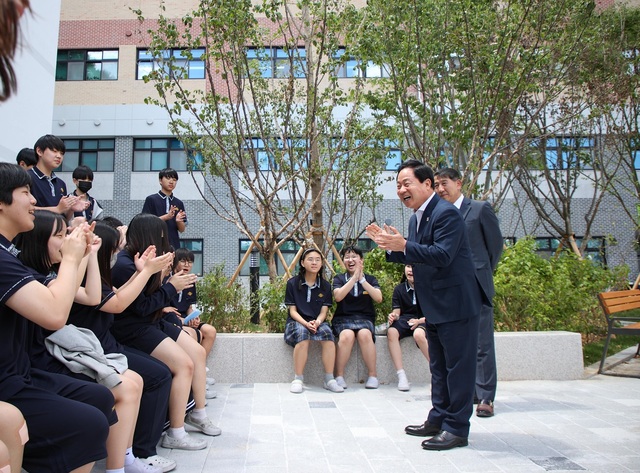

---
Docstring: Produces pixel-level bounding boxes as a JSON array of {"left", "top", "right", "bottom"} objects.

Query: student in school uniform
[
  {"left": 331, "top": 245, "right": 383, "bottom": 390},
  {"left": 77, "top": 221, "right": 176, "bottom": 472},
  {"left": 69, "top": 165, "right": 104, "bottom": 221},
  {"left": 15, "top": 210, "right": 163, "bottom": 473},
  {"left": 29, "top": 134, "right": 87, "bottom": 219},
  {"left": 111, "top": 214, "right": 220, "bottom": 451},
  {"left": 284, "top": 248, "right": 344, "bottom": 394},
  {"left": 386, "top": 265, "right": 430, "bottom": 391},
  {"left": 164, "top": 248, "right": 217, "bottom": 392},
  {"left": 0, "top": 162, "right": 112, "bottom": 473},
  {"left": 15, "top": 147, "right": 36, "bottom": 170},
  {"left": 141, "top": 168, "right": 186, "bottom": 252}
]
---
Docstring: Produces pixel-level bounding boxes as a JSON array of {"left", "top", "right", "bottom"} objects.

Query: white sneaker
[
  {"left": 125, "top": 458, "right": 162, "bottom": 473},
  {"left": 206, "top": 377, "right": 216, "bottom": 385},
  {"left": 290, "top": 379, "right": 303, "bottom": 393},
  {"left": 335, "top": 376, "right": 347, "bottom": 389},
  {"left": 205, "top": 388, "right": 217, "bottom": 399},
  {"left": 323, "top": 379, "right": 344, "bottom": 393},
  {"left": 160, "top": 432, "right": 207, "bottom": 450},
  {"left": 138, "top": 455, "right": 177, "bottom": 473},
  {"left": 397, "top": 372, "right": 410, "bottom": 392},
  {"left": 185, "top": 413, "right": 222, "bottom": 436},
  {"left": 365, "top": 376, "right": 379, "bottom": 389}
]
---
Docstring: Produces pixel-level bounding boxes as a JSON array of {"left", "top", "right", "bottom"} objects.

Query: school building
[{"left": 2, "top": 0, "right": 640, "bottom": 281}]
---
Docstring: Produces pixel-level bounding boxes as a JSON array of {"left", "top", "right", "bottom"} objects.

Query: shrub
[
  {"left": 197, "top": 264, "right": 258, "bottom": 332},
  {"left": 258, "top": 277, "right": 289, "bottom": 332},
  {"left": 361, "top": 248, "right": 405, "bottom": 325},
  {"left": 493, "top": 237, "right": 629, "bottom": 342}
]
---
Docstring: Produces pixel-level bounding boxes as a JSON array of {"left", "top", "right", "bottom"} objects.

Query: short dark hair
[
  {"left": 397, "top": 159, "right": 434, "bottom": 187},
  {"left": 34, "top": 134, "right": 66, "bottom": 156},
  {"left": 173, "top": 247, "right": 195, "bottom": 271},
  {"left": 340, "top": 244, "right": 363, "bottom": 259},
  {"left": 434, "top": 167, "right": 461, "bottom": 181},
  {"left": 72, "top": 165, "right": 94, "bottom": 181},
  {"left": 159, "top": 168, "right": 178, "bottom": 180},
  {"left": 0, "top": 162, "right": 31, "bottom": 204},
  {"left": 16, "top": 148, "right": 37, "bottom": 167},
  {"left": 102, "top": 216, "right": 124, "bottom": 229}
]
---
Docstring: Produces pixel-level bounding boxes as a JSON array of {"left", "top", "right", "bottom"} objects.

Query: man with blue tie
[{"left": 366, "top": 159, "right": 485, "bottom": 450}]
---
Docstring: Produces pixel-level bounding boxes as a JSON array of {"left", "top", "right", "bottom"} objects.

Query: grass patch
[{"left": 583, "top": 335, "right": 640, "bottom": 366}]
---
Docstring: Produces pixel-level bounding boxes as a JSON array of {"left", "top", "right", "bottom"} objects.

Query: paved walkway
[{"left": 93, "top": 351, "right": 640, "bottom": 473}]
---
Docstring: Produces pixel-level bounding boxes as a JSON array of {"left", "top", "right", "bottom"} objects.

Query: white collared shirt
[{"left": 452, "top": 194, "right": 464, "bottom": 209}]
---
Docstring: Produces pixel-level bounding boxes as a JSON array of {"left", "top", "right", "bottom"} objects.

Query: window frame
[
  {"left": 332, "top": 48, "right": 389, "bottom": 79},
  {"left": 57, "top": 138, "right": 116, "bottom": 172},
  {"left": 246, "top": 46, "right": 307, "bottom": 79},
  {"left": 56, "top": 49, "right": 119, "bottom": 81},
  {"left": 133, "top": 138, "right": 202, "bottom": 172},
  {"left": 136, "top": 48, "right": 206, "bottom": 81}
]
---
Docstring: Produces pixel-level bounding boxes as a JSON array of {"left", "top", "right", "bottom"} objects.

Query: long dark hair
[
  {"left": 93, "top": 221, "right": 120, "bottom": 288},
  {"left": 15, "top": 210, "right": 66, "bottom": 275},
  {"left": 125, "top": 214, "right": 170, "bottom": 312}
]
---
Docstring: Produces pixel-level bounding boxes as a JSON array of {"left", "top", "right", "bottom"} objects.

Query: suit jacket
[
  {"left": 388, "top": 194, "right": 484, "bottom": 324},
  {"left": 459, "top": 197, "right": 503, "bottom": 302}
]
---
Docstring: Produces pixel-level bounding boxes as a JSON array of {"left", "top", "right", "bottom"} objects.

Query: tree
[
  {"left": 359, "top": 0, "right": 625, "bottom": 256},
  {"left": 134, "top": 0, "right": 389, "bottom": 280}
]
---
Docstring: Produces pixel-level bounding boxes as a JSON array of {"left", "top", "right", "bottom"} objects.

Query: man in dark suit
[
  {"left": 366, "top": 160, "right": 485, "bottom": 451},
  {"left": 435, "top": 168, "right": 503, "bottom": 418}
]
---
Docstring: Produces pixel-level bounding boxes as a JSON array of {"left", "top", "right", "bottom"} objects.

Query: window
[
  {"left": 333, "top": 238, "right": 377, "bottom": 253},
  {"left": 137, "top": 49, "right": 205, "bottom": 80},
  {"left": 333, "top": 48, "right": 389, "bottom": 78},
  {"left": 383, "top": 140, "right": 402, "bottom": 170},
  {"left": 534, "top": 236, "right": 606, "bottom": 265},
  {"left": 246, "top": 47, "right": 306, "bottom": 78},
  {"left": 536, "top": 136, "right": 594, "bottom": 170},
  {"left": 246, "top": 137, "right": 309, "bottom": 171},
  {"left": 632, "top": 137, "right": 640, "bottom": 170},
  {"left": 58, "top": 139, "right": 115, "bottom": 172},
  {"left": 239, "top": 239, "right": 302, "bottom": 277},
  {"left": 133, "top": 138, "right": 202, "bottom": 171},
  {"left": 623, "top": 49, "right": 639, "bottom": 76},
  {"left": 180, "top": 239, "right": 204, "bottom": 276},
  {"left": 56, "top": 50, "right": 118, "bottom": 81}
]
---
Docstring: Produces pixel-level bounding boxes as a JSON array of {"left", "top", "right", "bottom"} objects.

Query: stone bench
[{"left": 206, "top": 331, "right": 584, "bottom": 386}]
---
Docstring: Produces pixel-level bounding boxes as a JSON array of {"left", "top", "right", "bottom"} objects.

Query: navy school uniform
[
  {"left": 390, "top": 281, "right": 426, "bottom": 339},
  {"left": 70, "top": 190, "right": 104, "bottom": 221},
  {"left": 283, "top": 275, "right": 335, "bottom": 347},
  {"left": 331, "top": 273, "right": 380, "bottom": 323},
  {"left": 110, "top": 250, "right": 181, "bottom": 353},
  {"left": 141, "top": 191, "right": 186, "bottom": 251},
  {"left": 66, "top": 285, "right": 172, "bottom": 459},
  {"left": 0, "top": 236, "right": 111, "bottom": 472},
  {"left": 29, "top": 166, "right": 68, "bottom": 208}
]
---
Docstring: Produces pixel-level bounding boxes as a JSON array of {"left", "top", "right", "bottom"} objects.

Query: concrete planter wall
[{"left": 206, "top": 331, "right": 584, "bottom": 386}]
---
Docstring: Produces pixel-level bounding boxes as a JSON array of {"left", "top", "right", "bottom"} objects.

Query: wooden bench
[{"left": 598, "top": 289, "right": 640, "bottom": 375}]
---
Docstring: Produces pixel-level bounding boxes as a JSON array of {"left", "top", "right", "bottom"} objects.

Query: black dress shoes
[
  {"left": 404, "top": 421, "right": 441, "bottom": 437},
  {"left": 421, "top": 430, "right": 468, "bottom": 450}
]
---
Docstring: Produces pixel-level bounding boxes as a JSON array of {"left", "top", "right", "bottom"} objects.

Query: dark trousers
[
  {"left": 475, "top": 304, "right": 497, "bottom": 402},
  {"left": 426, "top": 316, "right": 479, "bottom": 438},
  {"left": 123, "top": 346, "right": 172, "bottom": 458}
]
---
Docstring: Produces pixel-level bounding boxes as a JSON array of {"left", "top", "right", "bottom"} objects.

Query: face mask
[
  {"left": 110, "top": 253, "right": 118, "bottom": 268},
  {"left": 78, "top": 181, "right": 92, "bottom": 193}
]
